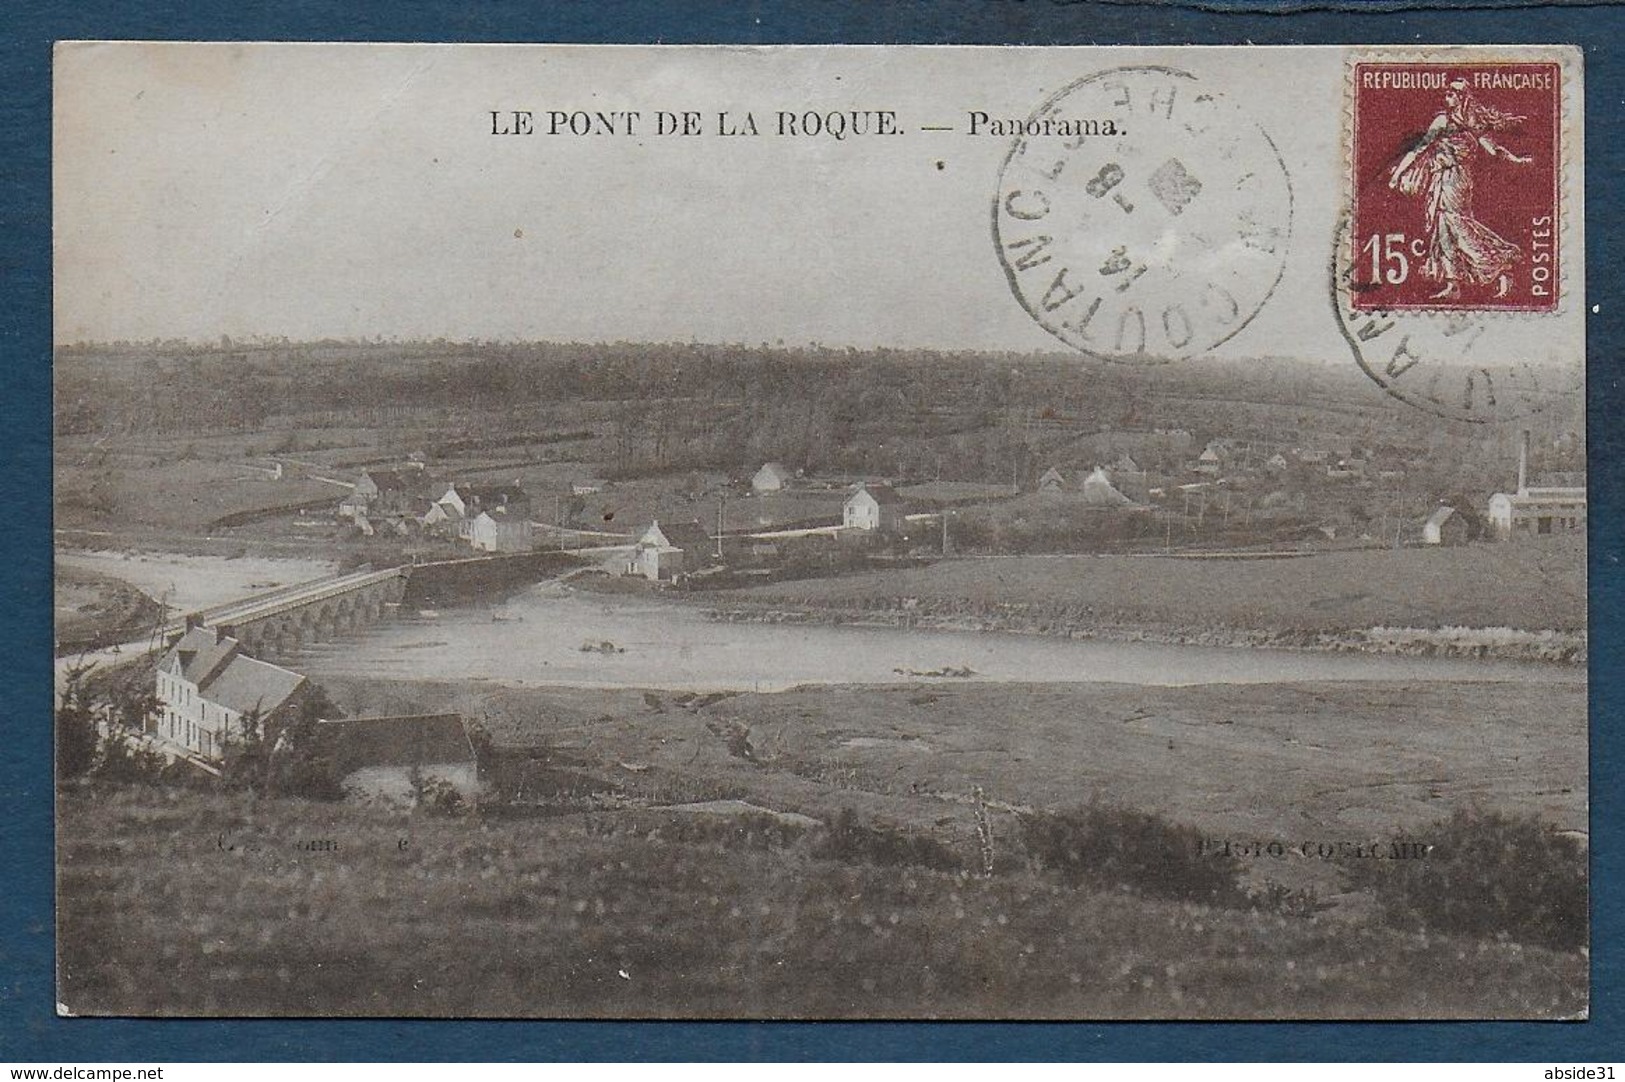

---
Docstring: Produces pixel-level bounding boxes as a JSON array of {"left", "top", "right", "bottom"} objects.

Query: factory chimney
[{"left": 1518, "top": 429, "right": 1530, "bottom": 495}]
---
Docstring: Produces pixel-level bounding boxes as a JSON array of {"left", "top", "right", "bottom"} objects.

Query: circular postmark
[
  {"left": 993, "top": 66, "right": 1293, "bottom": 363},
  {"left": 1331, "top": 222, "right": 1582, "bottom": 426}
]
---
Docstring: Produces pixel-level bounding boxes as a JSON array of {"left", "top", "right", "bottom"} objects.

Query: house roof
[
  {"left": 1424, "top": 506, "right": 1457, "bottom": 529},
  {"left": 1495, "top": 491, "right": 1587, "bottom": 510},
  {"left": 454, "top": 482, "right": 527, "bottom": 506},
  {"left": 365, "top": 468, "right": 432, "bottom": 494},
  {"left": 164, "top": 626, "right": 239, "bottom": 687},
  {"left": 644, "top": 519, "right": 712, "bottom": 552},
  {"left": 754, "top": 462, "right": 791, "bottom": 481},
  {"left": 202, "top": 655, "right": 306, "bottom": 718},
  {"left": 1080, "top": 467, "right": 1134, "bottom": 506},
  {"left": 849, "top": 483, "right": 904, "bottom": 506},
  {"left": 313, "top": 714, "right": 475, "bottom": 771},
  {"left": 1038, "top": 467, "right": 1067, "bottom": 487}
]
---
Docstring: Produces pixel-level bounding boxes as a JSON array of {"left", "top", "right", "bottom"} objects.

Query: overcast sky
[{"left": 54, "top": 43, "right": 1582, "bottom": 368}]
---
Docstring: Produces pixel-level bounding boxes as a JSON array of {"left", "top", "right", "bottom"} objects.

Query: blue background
[{"left": 3, "top": 0, "right": 1620, "bottom": 1063}]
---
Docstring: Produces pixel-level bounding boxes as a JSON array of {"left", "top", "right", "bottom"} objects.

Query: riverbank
[
  {"left": 703, "top": 540, "right": 1587, "bottom": 664},
  {"left": 54, "top": 566, "right": 166, "bottom": 656},
  {"left": 701, "top": 601, "right": 1587, "bottom": 664}
]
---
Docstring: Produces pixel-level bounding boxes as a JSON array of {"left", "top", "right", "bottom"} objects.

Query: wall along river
[{"left": 292, "top": 581, "right": 1581, "bottom": 692}]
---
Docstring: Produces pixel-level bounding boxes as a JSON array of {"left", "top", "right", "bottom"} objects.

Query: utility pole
[{"left": 716, "top": 489, "right": 726, "bottom": 560}]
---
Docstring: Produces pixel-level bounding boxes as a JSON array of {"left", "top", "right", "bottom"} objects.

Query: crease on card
[{"left": 254, "top": 55, "right": 437, "bottom": 234}]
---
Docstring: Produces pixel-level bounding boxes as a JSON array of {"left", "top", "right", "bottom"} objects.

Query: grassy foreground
[
  {"left": 58, "top": 785, "right": 1585, "bottom": 1020},
  {"left": 58, "top": 678, "right": 1587, "bottom": 1019}
]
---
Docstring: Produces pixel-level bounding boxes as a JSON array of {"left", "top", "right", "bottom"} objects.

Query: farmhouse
[
  {"left": 448, "top": 481, "right": 530, "bottom": 519},
  {"left": 843, "top": 483, "right": 906, "bottom": 532},
  {"left": 1488, "top": 432, "right": 1587, "bottom": 541},
  {"left": 752, "top": 462, "right": 794, "bottom": 493},
  {"left": 1037, "top": 467, "right": 1068, "bottom": 498},
  {"left": 1422, "top": 506, "right": 1469, "bottom": 546},
  {"left": 155, "top": 624, "right": 308, "bottom": 763},
  {"left": 628, "top": 519, "right": 714, "bottom": 581},
  {"left": 1080, "top": 466, "right": 1136, "bottom": 507},
  {"left": 312, "top": 713, "right": 481, "bottom": 805},
  {"left": 352, "top": 465, "right": 435, "bottom": 516},
  {"left": 337, "top": 491, "right": 369, "bottom": 521},
  {"left": 422, "top": 498, "right": 464, "bottom": 534},
  {"left": 1195, "top": 446, "right": 1222, "bottom": 475},
  {"left": 469, "top": 509, "right": 535, "bottom": 553}
]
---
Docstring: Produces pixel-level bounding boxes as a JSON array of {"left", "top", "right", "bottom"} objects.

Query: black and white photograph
[{"left": 51, "top": 42, "right": 1587, "bottom": 1020}]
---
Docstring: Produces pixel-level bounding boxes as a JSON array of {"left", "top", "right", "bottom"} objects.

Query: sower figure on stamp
[{"left": 1388, "top": 78, "right": 1532, "bottom": 300}]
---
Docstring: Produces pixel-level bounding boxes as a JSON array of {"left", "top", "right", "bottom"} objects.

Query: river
[{"left": 290, "top": 581, "right": 1581, "bottom": 692}]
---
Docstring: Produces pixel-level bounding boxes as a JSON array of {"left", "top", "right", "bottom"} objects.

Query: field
[
  {"left": 58, "top": 677, "right": 1587, "bottom": 1018},
  {"left": 721, "top": 536, "right": 1588, "bottom": 636}
]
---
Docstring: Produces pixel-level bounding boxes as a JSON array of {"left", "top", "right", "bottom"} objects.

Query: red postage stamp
[{"left": 1350, "top": 61, "right": 1561, "bottom": 312}]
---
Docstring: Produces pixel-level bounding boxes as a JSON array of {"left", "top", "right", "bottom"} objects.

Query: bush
[
  {"left": 93, "top": 727, "right": 166, "bottom": 784},
  {"left": 1343, "top": 811, "right": 1587, "bottom": 951},
  {"left": 812, "top": 808, "right": 964, "bottom": 873},
  {"left": 1017, "top": 803, "right": 1247, "bottom": 907},
  {"left": 410, "top": 769, "right": 466, "bottom": 816},
  {"left": 56, "top": 666, "right": 101, "bottom": 781}
]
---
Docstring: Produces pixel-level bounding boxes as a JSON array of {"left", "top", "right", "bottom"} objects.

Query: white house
[
  {"left": 1422, "top": 506, "right": 1468, "bottom": 546},
  {"left": 434, "top": 483, "right": 467, "bottom": 518},
  {"left": 155, "top": 624, "right": 308, "bottom": 762},
  {"left": 752, "top": 462, "right": 793, "bottom": 493},
  {"left": 469, "top": 510, "right": 534, "bottom": 553},
  {"left": 422, "top": 499, "right": 464, "bottom": 533},
  {"left": 1195, "top": 446, "right": 1222, "bottom": 474},
  {"left": 1080, "top": 467, "right": 1135, "bottom": 507},
  {"left": 627, "top": 520, "right": 713, "bottom": 581},
  {"left": 843, "top": 483, "right": 905, "bottom": 532}
]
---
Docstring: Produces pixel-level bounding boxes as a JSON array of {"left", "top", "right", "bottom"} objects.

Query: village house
[
  {"left": 752, "top": 462, "right": 794, "bottom": 494},
  {"left": 1195, "top": 446, "right": 1222, "bottom": 475},
  {"left": 337, "top": 491, "right": 370, "bottom": 522},
  {"left": 312, "top": 713, "right": 481, "bottom": 806},
  {"left": 155, "top": 624, "right": 308, "bottom": 763},
  {"left": 446, "top": 481, "right": 530, "bottom": 519},
  {"left": 351, "top": 465, "right": 435, "bottom": 517},
  {"left": 1489, "top": 432, "right": 1586, "bottom": 540},
  {"left": 469, "top": 509, "right": 535, "bottom": 553},
  {"left": 628, "top": 519, "right": 714, "bottom": 581},
  {"left": 1079, "top": 466, "right": 1136, "bottom": 507},
  {"left": 1422, "top": 506, "right": 1470, "bottom": 546},
  {"left": 1036, "top": 467, "right": 1069, "bottom": 498},
  {"left": 421, "top": 496, "right": 464, "bottom": 535},
  {"left": 843, "top": 482, "right": 906, "bottom": 532},
  {"left": 432, "top": 481, "right": 530, "bottom": 543}
]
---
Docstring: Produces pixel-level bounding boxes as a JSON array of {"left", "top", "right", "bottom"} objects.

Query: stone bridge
[{"left": 176, "top": 566, "right": 411, "bottom": 661}]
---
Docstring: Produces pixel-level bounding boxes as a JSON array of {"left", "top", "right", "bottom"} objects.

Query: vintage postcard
[{"left": 52, "top": 42, "right": 1586, "bottom": 1020}]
